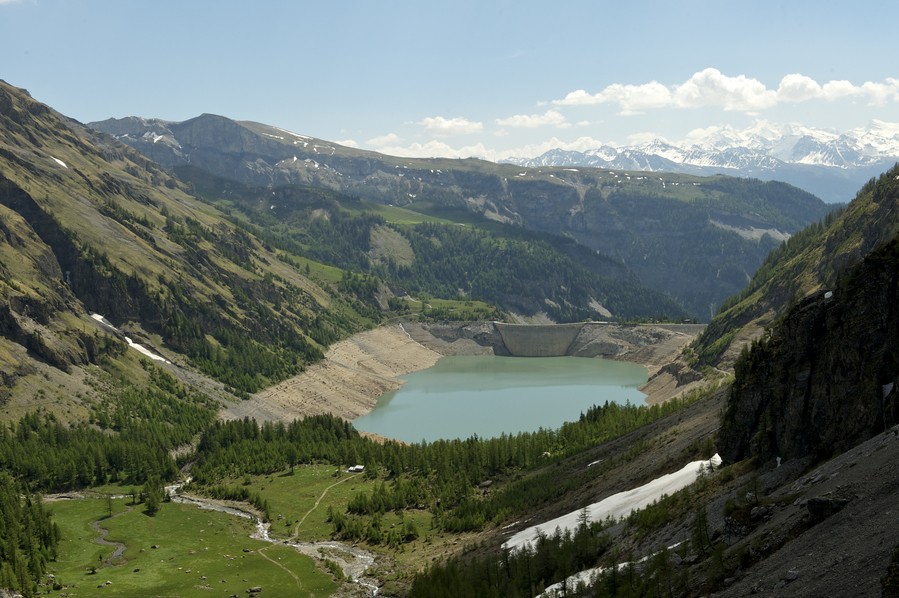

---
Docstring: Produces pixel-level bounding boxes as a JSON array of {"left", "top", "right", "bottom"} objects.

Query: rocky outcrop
[
  {"left": 719, "top": 235, "right": 899, "bottom": 464},
  {"left": 402, "top": 321, "right": 506, "bottom": 355}
]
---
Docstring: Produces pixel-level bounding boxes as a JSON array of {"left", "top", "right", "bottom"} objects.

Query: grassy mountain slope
[
  {"left": 175, "top": 166, "right": 688, "bottom": 322},
  {"left": 90, "top": 115, "right": 834, "bottom": 320},
  {"left": 690, "top": 164, "right": 899, "bottom": 369},
  {"left": 0, "top": 80, "right": 378, "bottom": 408}
]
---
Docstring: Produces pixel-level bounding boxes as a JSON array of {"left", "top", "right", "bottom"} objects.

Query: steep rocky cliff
[{"left": 719, "top": 234, "right": 899, "bottom": 463}]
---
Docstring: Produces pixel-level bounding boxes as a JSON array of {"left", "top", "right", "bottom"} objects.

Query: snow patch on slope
[
  {"left": 709, "top": 220, "right": 791, "bottom": 243},
  {"left": 90, "top": 314, "right": 170, "bottom": 363},
  {"left": 502, "top": 454, "right": 722, "bottom": 552}
]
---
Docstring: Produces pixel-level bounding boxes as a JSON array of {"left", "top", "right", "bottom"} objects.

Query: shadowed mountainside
[{"left": 720, "top": 234, "right": 899, "bottom": 464}]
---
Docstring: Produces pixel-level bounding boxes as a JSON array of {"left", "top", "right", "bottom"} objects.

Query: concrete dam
[
  {"left": 401, "top": 320, "right": 706, "bottom": 362},
  {"left": 493, "top": 322, "right": 585, "bottom": 357}
]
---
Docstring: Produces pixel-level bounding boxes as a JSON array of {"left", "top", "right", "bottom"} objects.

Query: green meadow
[
  {"left": 41, "top": 465, "right": 459, "bottom": 596},
  {"left": 212, "top": 465, "right": 436, "bottom": 546},
  {"left": 218, "top": 465, "right": 470, "bottom": 585},
  {"left": 46, "top": 495, "right": 337, "bottom": 597}
]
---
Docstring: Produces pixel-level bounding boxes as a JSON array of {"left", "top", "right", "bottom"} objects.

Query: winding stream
[
  {"left": 89, "top": 505, "right": 132, "bottom": 566},
  {"left": 165, "top": 481, "right": 381, "bottom": 595}
]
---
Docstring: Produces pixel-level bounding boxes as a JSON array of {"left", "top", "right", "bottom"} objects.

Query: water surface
[{"left": 353, "top": 355, "right": 647, "bottom": 443}]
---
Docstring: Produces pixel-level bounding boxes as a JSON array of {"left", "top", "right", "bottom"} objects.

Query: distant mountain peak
[{"left": 502, "top": 120, "right": 899, "bottom": 202}]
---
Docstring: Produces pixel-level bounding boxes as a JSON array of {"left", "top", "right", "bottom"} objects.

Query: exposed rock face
[
  {"left": 402, "top": 321, "right": 506, "bottom": 355},
  {"left": 719, "top": 236, "right": 899, "bottom": 464},
  {"left": 0, "top": 178, "right": 102, "bottom": 372}
]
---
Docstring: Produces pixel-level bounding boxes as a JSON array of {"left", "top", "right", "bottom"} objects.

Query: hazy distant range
[{"left": 502, "top": 120, "right": 899, "bottom": 203}]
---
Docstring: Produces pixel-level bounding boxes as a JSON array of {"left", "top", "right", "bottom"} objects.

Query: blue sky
[{"left": 3, "top": 0, "right": 899, "bottom": 160}]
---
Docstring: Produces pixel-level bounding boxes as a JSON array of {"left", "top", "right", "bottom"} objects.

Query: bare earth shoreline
[{"left": 222, "top": 321, "right": 704, "bottom": 425}]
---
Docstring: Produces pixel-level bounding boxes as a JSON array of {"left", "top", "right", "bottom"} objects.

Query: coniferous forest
[{"left": 0, "top": 473, "right": 60, "bottom": 597}]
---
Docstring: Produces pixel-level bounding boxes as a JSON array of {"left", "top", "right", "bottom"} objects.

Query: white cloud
[
  {"left": 779, "top": 75, "right": 899, "bottom": 105},
  {"left": 499, "top": 136, "right": 608, "bottom": 159},
  {"left": 366, "top": 133, "right": 401, "bottom": 147},
  {"left": 420, "top": 116, "right": 483, "bottom": 136},
  {"left": 367, "top": 135, "right": 608, "bottom": 163},
  {"left": 820, "top": 79, "right": 861, "bottom": 100},
  {"left": 672, "top": 68, "right": 776, "bottom": 111},
  {"left": 554, "top": 81, "right": 671, "bottom": 114},
  {"left": 372, "top": 139, "right": 493, "bottom": 160},
  {"left": 626, "top": 131, "right": 668, "bottom": 145},
  {"left": 495, "top": 109, "right": 569, "bottom": 128},
  {"left": 552, "top": 69, "right": 899, "bottom": 114},
  {"left": 598, "top": 81, "right": 672, "bottom": 114},
  {"left": 776, "top": 73, "right": 822, "bottom": 102},
  {"left": 857, "top": 79, "right": 899, "bottom": 106},
  {"left": 335, "top": 139, "right": 359, "bottom": 148}
]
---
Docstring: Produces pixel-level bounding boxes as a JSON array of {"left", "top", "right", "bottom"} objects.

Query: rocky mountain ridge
[
  {"left": 690, "top": 163, "right": 899, "bottom": 370},
  {"left": 720, "top": 233, "right": 899, "bottom": 464},
  {"left": 89, "top": 114, "right": 834, "bottom": 320}
]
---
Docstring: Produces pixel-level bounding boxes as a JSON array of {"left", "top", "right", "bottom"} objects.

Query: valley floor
[{"left": 223, "top": 321, "right": 704, "bottom": 426}]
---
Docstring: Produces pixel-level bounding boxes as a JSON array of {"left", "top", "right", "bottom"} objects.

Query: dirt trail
[
  {"left": 256, "top": 545, "right": 304, "bottom": 592},
  {"left": 292, "top": 473, "right": 360, "bottom": 540}
]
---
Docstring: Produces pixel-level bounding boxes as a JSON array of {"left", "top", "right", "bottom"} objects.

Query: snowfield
[
  {"left": 90, "top": 314, "right": 170, "bottom": 363},
  {"left": 503, "top": 454, "right": 722, "bottom": 552}
]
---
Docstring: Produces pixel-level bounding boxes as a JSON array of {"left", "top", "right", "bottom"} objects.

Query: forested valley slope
[{"left": 91, "top": 114, "right": 835, "bottom": 320}]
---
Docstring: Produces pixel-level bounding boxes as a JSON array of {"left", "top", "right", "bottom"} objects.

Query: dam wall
[
  {"left": 402, "top": 320, "right": 705, "bottom": 364},
  {"left": 493, "top": 322, "right": 585, "bottom": 357}
]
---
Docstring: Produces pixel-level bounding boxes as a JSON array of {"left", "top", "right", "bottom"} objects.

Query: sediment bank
[{"left": 222, "top": 321, "right": 705, "bottom": 424}]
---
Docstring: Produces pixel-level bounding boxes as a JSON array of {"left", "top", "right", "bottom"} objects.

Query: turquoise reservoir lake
[{"left": 352, "top": 355, "right": 647, "bottom": 443}]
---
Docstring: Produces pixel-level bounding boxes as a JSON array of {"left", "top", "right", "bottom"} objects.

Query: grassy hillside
[
  {"left": 689, "top": 164, "right": 899, "bottom": 369},
  {"left": 0, "top": 80, "right": 386, "bottom": 407}
]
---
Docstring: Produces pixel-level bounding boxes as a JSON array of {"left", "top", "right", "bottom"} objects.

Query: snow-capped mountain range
[{"left": 502, "top": 120, "right": 899, "bottom": 203}]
